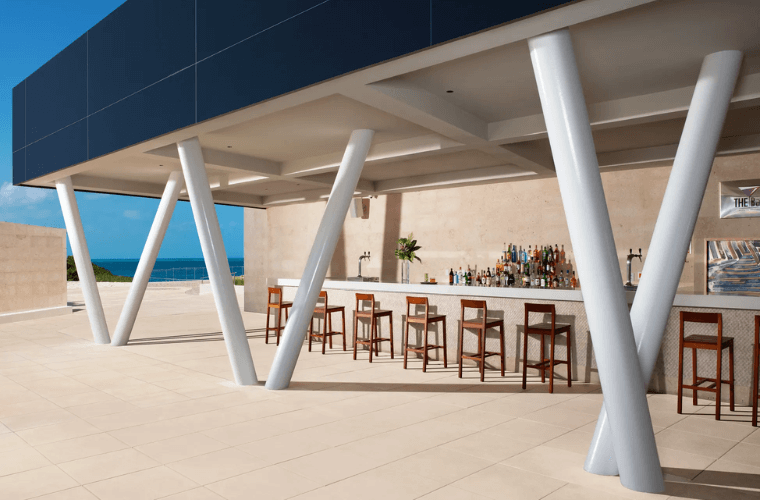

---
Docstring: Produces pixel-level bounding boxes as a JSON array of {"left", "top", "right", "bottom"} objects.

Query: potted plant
[{"left": 395, "top": 233, "right": 421, "bottom": 284}]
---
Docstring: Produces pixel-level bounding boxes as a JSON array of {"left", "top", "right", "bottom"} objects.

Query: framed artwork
[{"left": 706, "top": 239, "right": 760, "bottom": 296}]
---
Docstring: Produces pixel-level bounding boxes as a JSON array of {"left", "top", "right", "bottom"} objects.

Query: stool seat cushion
[
  {"left": 684, "top": 334, "right": 733, "bottom": 347},
  {"left": 408, "top": 314, "right": 445, "bottom": 322},
  {"left": 357, "top": 309, "right": 392, "bottom": 317},
  {"left": 269, "top": 301, "right": 292, "bottom": 308},
  {"left": 527, "top": 322, "right": 571, "bottom": 331},
  {"left": 313, "top": 305, "right": 344, "bottom": 313},
  {"left": 463, "top": 318, "right": 503, "bottom": 328}
]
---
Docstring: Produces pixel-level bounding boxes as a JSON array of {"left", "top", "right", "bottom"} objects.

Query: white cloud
[
  {"left": 0, "top": 182, "right": 53, "bottom": 207},
  {"left": 123, "top": 210, "right": 140, "bottom": 220}
]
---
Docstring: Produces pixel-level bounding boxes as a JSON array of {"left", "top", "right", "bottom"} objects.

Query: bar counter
[{"left": 273, "top": 279, "right": 759, "bottom": 405}]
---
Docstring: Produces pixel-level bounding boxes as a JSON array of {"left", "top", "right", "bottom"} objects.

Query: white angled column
[
  {"left": 56, "top": 176, "right": 110, "bottom": 345},
  {"left": 528, "top": 29, "right": 663, "bottom": 493},
  {"left": 112, "top": 170, "right": 184, "bottom": 346},
  {"left": 177, "top": 137, "right": 257, "bottom": 385},
  {"left": 266, "top": 129, "right": 374, "bottom": 390},
  {"left": 585, "top": 50, "right": 744, "bottom": 476}
]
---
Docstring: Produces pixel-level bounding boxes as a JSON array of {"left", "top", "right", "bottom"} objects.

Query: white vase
[{"left": 401, "top": 260, "right": 410, "bottom": 284}]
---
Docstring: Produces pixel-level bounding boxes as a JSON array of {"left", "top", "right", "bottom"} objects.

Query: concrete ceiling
[{"left": 31, "top": 0, "right": 760, "bottom": 209}]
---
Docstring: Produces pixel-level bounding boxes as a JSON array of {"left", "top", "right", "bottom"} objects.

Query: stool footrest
[
  {"left": 405, "top": 344, "right": 444, "bottom": 353},
  {"left": 461, "top": 351, "right": 501, "bottom": 361}
]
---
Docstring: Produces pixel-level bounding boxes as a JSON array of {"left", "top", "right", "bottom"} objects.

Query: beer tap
[
  {"left": 358, "top": 251, "right": 370, "bottom": 278},
  {"left": 625, "top": 248, "right": 643, "bottom": 287}
]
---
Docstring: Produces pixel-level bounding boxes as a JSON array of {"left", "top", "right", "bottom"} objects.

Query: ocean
[{"left": 92, "top": 258, "right": 245, "bottom": 282}]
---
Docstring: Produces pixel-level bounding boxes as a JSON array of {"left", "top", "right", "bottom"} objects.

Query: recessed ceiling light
[
  {"left": 159, "top": 164, "right": 163, "bottom": 167},
  {"left": 227, "top": 145, "right": 232, "bottom": 148},
  {"left": 446, "top": 90, "right": 453, "bottom": 93}
]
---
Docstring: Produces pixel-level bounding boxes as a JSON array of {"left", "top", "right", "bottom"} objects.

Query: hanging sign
[{"left": 720, "top": 180, "right": 760, "bottom": 219}]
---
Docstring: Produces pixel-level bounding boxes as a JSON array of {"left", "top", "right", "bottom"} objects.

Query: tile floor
[{"left": 0, "top": 284, "right": 757, "bottom": 499}]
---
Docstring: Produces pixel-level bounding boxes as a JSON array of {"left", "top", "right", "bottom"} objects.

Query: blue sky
[{"left": 0, "top": 0, "right": 244, "bottom": 259}]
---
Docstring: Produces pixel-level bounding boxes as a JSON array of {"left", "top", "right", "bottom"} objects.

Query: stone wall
[{"left": 0, "top": 222, "right": 67, "bottom": 314}]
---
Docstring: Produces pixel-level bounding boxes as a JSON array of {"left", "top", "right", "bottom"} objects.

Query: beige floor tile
[
  {"left": 28, "top": 486, "right": 99, "bottom": 499},
  {"left": 669, "top": 414, "right": 756, "bottom": 442},
  {"left": 0, "top": 465, "right": 78, "bottom": 500},
  {"left": 0, "top": 432, "right": 30, "bottom": 453},
  {"left": 488, "top": 417, "right": 570, "bottom": 445},
  {"left": 280, "top": 447, "right": 385, "bottom": 486},
  {"left": 416, "top": 485, "right": 492, "bottom": 499},
  {"left": 521, "top": 406, "right": 598, "bottom": 430},
  {"left": 45, "top": 391, "right": 117, "bottom": 408},
  {"left": 1, "top": 408, "right": 76, "bottom": 431},
  {"left": 544, "top": 429, "right": 595, "bottom": 455},
  {"left": 85, "top": 465, "right": 198, "bottom": 500},
  {"left": 453, "top": 463, "right": 566, "bottom": 499},
  {"left": 383, "top": 447, "right": 492, "bottom": 483},
  {"left": 428, "top": 407, "right": 513, "bottom": 432},
  {"left": 0, "top": 398, "right": 60, "bottom": 419},
  {"left": 442, "top": 429, "right": 535, "bottom": 462},
  {"left": 0, "top": 445, "right": 51, "bottom": 476},
  {"left": 719, "top": 442, "right": 760, "bottom": 468},
  {"left": 137, "top": 433, "right": 228, "bottom": 464},
  {"left": 291, "top": 465, "right": 441, "bottom": 500},
  {"left": 655, "top": 428, "right": 737, "bottom": 459},
  {"left": 36, "top": 433, "right": 128, "bottom": 464},
  {"left": 59, "top": 448, "right": 159, "bottom": 484},
  {"left": 159, "top": 487, "right": 226, "bottom": 500},
  {"left": 168, "top": 447, "right": 267, "bottom": 484},
  {"left": 207, "top": 464, "right": 320, "bottom": 500},
  {"left": 542, "top": 483, "right": 632, "bottom": 500},
  {"left": 201, "top": 419, "right": 288, "bottom": 446},
  {"left": 744, "top": 428, "right": 760, "bottom": 446},
  {"left": 16, "top": 417, "right": 100, "bottom": 446},
  {"left": 254, "top": 408, "right": 338, "bottom": 432},
  {"left": 67, "top": 399, "right": 138, "bottom": 419},
  {"left": 237, "top": 431, "right": 330, "bottom": 466},
  {"left": 657, "top": 447, "right": 716, "bottom": 481}
]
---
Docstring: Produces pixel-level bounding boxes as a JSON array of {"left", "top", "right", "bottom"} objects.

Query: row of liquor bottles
[{"left": 448, "top": 243, "right": 578, "bottom": 289}]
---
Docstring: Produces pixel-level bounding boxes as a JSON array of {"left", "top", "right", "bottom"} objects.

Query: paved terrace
[{"left": 0, "top": 284, "right": 757, "bottom": 500}]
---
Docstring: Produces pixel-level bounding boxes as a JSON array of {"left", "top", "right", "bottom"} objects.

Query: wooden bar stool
[
  {"left": 521, "top": 303, "right": 572, "bottom": 393},
  {"left": 752, "top": 315, "right": 759, "bottom": 427},
  {"left": 308, "top": 291, "right": 346, "bottom": 354},
  {"left": 265, "top": 287, "right": 292, "bottom": 345},
  {"left": 677, "top": 311, "right": 735, "bottom": 420},
  {"left": 353, "top": 293, "right": 394, "bottom": 362},
  {"left": 458, "top": 300, "right": 505, "bottom": 382},
  {"left": 404, "top": 296, "right": 447, "bottom": 372}
]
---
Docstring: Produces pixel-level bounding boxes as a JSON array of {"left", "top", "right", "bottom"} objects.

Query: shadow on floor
[
  {"left": 282, "top": 376, "right": 576, "bottom": 394},
  {"left": 665, "top": 468, "right": 760, "bottom": 499},
  {"left": 127, "top": 329, "right": 266, "bottom": 345}
]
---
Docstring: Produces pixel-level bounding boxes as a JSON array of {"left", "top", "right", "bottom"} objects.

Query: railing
[{"left": 149, "top": 266, "right": 244, "bottom": 282}]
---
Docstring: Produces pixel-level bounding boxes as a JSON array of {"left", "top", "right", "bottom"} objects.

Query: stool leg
[
  {"left": 566, "top": 331, "right": 572, "bottom": 388},
  {"left": 341, "top": 310, "right": 346, "bottom": 351},
  {"left": 265, "top": 306, "right": 271, "bottom": 344},
  {"left": 753, "top": 342, "right": 759, "bottom": 426},
  {"left": 323, "top": 313, "right": 328, "bottom": 355},
  {"left": 389, "top": 313, "right": 394, "bottom": 360},
  {"left": 404, "top": 318, "right": 410, "bottom": 369},
  {"left": 728, "top": 342, "right": 735, "bottom": 412},
  {"left": 522, "top": 331, "right": 529, "bottom": 390},
  {"left": 353, "top": 313, "right": 359, "bottom": 360},
  {"left": 369, "top": 317, "right": 375, "bottom": 363},
  {"left": 677, "top": 338, "right": 684, "bottom": 414},
  {"left": 276, "top": 307, "right": 283, "bottom": 346},
  {"left": 540, "top": 335, "right": 546, "bottom": 383},
  {"left": 500, "top": 323, "right": 505, "bottom": 377},
  {"left": 442, "top": 318, "right": 448, "bottom": 368},
  {"left": 480, "top": 328, "right": 485, "bottom": 383},
  {"left": 423, "top": 321, "right": 429, "bottom": 373},
  {"left": 549, "top": 332, "right": 556, "bottom": 394},
  {"left": 692, "top": 347, "right": 698, "bottom": 406},
  {"left": 458, "top": 322, "right": 464, "bottom": 379},
  {"left": 716, "top": 345, "right": 722, "bottom": 421},
  {"left": 308, "top": 317, "right": 313, "bottom": 352}
]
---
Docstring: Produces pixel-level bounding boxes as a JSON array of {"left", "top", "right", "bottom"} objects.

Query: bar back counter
[{"left": 273, "top": 278, "right": 759, "bottom": 405}]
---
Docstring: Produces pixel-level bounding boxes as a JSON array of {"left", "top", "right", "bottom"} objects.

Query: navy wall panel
[
  {"left": 88, "top": 68, "right": 195, "bottom": 159},
  {"left": 13, "top": 149, "right": 25, "bottom": 185},
  {"left": 431, "top": 0, "right": 570, "bottom": 45},
  {"left": 197, "top": 0, "right": 323, "bottom": 60},
  {"left": 197, "top": 0, "right": 429, "bottom": 122},
  {"left": 87, "top": 0, "right": 195, "bottom": 113},
  {"left": 25, "top": 34, "right": 87, "bottom": 144},
  {"left": 12, "top": 82, "right": 25, "bottom": 153},
  {"left": 26, "top": 121, "right": 87, "bottom": 180}
]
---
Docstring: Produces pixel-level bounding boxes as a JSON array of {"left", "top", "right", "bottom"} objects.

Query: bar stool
[
  {"left": 521, "top": 303, "right": 572, "bottom": 393},
  {"left": 458, "top": 300, "right": 505, "bottom": 382},
  {"left": 353, "top": 293, "right": 394, "bottom": 362},
  {"left": 752, "top": 315, "right": 759, "bottom": 427},
  {"left": 404, "top": 296, "right": 447, "bottom": 372},
  {"left": 265, "top": 287, "right": 292, "bottom": 345},
  {"left": 677, "top": 311, "right": 735, "bottom": 420},
  {"left": 308, "top": 291, "right": 346, "bottom": 354}
]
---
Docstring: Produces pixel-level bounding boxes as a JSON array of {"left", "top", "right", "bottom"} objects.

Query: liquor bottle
[
  {"left": 527, "top": 245, "right": 532, "bottom": 264},
  {"left": 540, "top": 271, "right": 546, "bottom": 289},
  {"left": 449, "top": 268, "right": 454, "bottom": 285},
  {"left": 564, "top": 270, "right": 570, "bottom": 288},
  {"left": 560, "top": 244, "right": 566, "bottom": 264},
  {"left": 554, "top": 244, "right": 559, "bottom": 264},
  {"left": 503, "top": 243, "right": 508, "bottom": 263},
  {"left": 553, "top": 274, "right": 560, "bottom": 288},
  {"left": 486, "top": 268, "right": 491, "bottom": 287},
  {"left": 571, "top": 271, "right": 577, "bottom": 289}
]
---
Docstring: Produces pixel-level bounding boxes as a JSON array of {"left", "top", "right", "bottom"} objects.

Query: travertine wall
[
  {"left": 245, "top": 152, "right": 760, "bottom": 297},
  {"left": 0, "top": 222, "right": 67, "bottom": 314}
]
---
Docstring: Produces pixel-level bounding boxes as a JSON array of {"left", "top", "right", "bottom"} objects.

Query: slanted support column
[
  {"left": 55, "top": 176, "right": 110, "bottom": 345},
  {"left": 177, "top": 137, "right": 257, "bottom": 385},
  {"left": 585, "top": 50, "right": 744, "bottom": 476},
  {"left": 528, "top": 29, "right": 663, "bottom": 493},
  {"left": 266, "top": 129, "right": 374, "bottom": 390},
  {"left": 112, "top": 170, "right": 184, "bottom": 346}
]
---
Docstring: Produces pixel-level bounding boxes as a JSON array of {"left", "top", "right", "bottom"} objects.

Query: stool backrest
[
  {"left": 267, "top": 287, "right": 283, "bottom": 306},
  {"left": 315, "top": 291, "right": 329, "bottom": 313},
  {"left": 461, "top": 299, "right": 487, "bottom": 327},
  {"left": 406, "top": 296, "right": 428, "bottom": 319},
  {"left": 356, "top": 293, "right": 375, "bottom": 314},
  {"left": 680, "top": 311, "right": 722, "bottom": 345},
  {"left": 525, "top": 303, "right": 556, "bottom": 331}
]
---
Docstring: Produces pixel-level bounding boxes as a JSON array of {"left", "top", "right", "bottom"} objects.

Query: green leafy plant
[{"left": 395, "top": 233, "right": 422, "bottom": 263}]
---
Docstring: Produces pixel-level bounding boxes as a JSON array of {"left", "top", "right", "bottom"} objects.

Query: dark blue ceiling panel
[
  {"left": 88, "top": 68, "right": 195, "bottom": 160},
  {"left": 197, "top": 0, "right": 429, "bottom": 122},
  {"left": 26, "top": 121, "right": 87, "bottom": 181},
  {"left": 87, "top": 0, "right": 195, "bottom": 113},
  {"left": 25, "top": 34, "right": 87, "bottom": 144},
  {"left": 431, "top": 0, "right": 571, "bottom": 45},
  {"left": 12, "top": 82, "right": 25, "bottom": 152},
  {"left": 13, "top": 149, "right": 25, "bottom": 185},
  {"left": 196, "top": 0, "right": 324, "bottom": 60}
]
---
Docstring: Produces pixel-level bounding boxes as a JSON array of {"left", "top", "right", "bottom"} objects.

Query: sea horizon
[{"left": 92, "top": 257, "right": 244, "bottom": 281}]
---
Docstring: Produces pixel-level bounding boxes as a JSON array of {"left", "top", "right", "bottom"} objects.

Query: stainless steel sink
[{"left": 346, "top": 276, "right": 379, "bottom": 282}]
